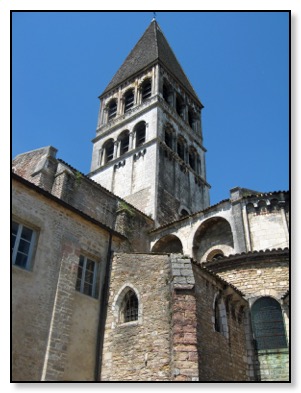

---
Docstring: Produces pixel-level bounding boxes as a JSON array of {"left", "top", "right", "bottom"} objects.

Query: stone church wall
[
  {"left": 192, "top": 264, "right": 251, "bottom": 381},
  {"left": 101, "top": 253, "right": 173, "bottom": 381},
  {"left": 13, "top": 148, "right": 153, "bottom": 252},
  {"left": 12, "top": 146, "right": 58, "bottom": 192},
  {"left": 157, "top": 143, "right": 207, "bottom": 225},
  {"left": 206, "top": 251, "right": 289, "bottom": 300},
  {"left": 205, "top": 251, "right": 289, "bottom": 381},
  {"left": 247, "top": 210, "right": 288, "bottom": 250},
  {"left": 12, "top": 178, "right": 121, "bottom": 381}
]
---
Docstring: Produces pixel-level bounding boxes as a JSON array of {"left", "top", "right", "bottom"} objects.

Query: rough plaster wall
[
  {"left": 101, "top": 253, "right": 172, "bottom": 381},
  {"left": 12, "top": 180, "right": 113, "bottom": 381},
  {"left": 63, "top": 293, "right": 100, "bottom": 381},
  {"left": 192, "top": 266, "right": 250, "bottom": 381},
  {"left": 248, "top": 211, "right": 288, "bottom": 250}
]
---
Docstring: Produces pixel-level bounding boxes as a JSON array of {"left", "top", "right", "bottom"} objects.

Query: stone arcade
[{"left": 12, "top": 19, "right": 289, "bottom": 381}]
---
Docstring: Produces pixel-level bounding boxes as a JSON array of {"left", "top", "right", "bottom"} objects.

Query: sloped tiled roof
[
  {"left": 203, "top": 248, "right": 289, "bottom": 271},
  {"left": 101, "top": 20, "right": 201, "bottom": 104}
]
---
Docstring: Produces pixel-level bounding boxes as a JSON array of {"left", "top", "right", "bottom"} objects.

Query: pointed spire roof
[{"left": 101, "top": 20, "right": 201, "bottom": 105}]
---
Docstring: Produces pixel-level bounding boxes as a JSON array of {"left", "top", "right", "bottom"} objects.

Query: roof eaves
[
  {"left": 12, "top": 172, "right": 127, "bottom": 240},
  {"left": 192, "top": 259, "right": 246, "bottom": 298},
  {"left": 149, "top": 198, "right": 230, "bottom": 233},
  {"left": 203, "top": 247, "right": 290, "bottom": 268},
  {"left": 57, "top": 158, "right": 154, "bottom": 223}
]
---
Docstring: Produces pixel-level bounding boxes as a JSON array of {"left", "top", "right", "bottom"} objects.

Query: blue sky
[{"left": 12, "top": 11, "right": 289, "bottom": 205}]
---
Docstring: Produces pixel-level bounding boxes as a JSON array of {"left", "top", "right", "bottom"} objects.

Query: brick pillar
[{"left": 170, "top": 255, "right": 199, "bottom": 381}]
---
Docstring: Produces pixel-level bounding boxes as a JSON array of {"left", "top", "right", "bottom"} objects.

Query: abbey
[{"left": 12, "top": 19, "right": 289, "bottom": 382}]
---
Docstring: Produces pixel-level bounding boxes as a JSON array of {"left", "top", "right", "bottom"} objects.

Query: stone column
[
  {"left": 170, "top": 256, "right": 199, "bottom": 381},
  {"left": 119, "top": 97, "right": 125, "bottom": 116},
  {"left": 152, "top": 67, "right": 156, "bottom": 95},
  {"left": 129, "top": 132, "right": 134, "bottom": 150},
  {"left": 242, "top": 204, "right": 252, "bottom": 252},
  {"left": 113, "top": 141, "right": 118, "bottom": 160},
  {"left": 99, "top": 148, "right": 104, "bottom": 166},
  {"left": 279, "top": 202, "right": 289, "bottom": 245},
  {"left": 155, "top": 64, "right": 160, "bottom": 95},
  {"left": 103, "top": 108, "right": 108, "bottom": 125},
  {"left": 134, "top": 81, "right": 138, "bottom": 105}
]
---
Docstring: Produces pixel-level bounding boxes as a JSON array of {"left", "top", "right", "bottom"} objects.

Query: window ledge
[{"left": 118, "top": 320, "right": 140, "bottom": 328}]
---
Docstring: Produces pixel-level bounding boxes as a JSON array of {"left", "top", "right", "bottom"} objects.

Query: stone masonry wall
[
  {"left": 192, "top": 265, "right": 251, "bottom": 381},
  {"left": 157, "top": 143, "right": 207, "bottom": 225},
  {"left": 12, "top": 146, "right": 58, "bottom": 192},
  {"left": 206, "top": 253, "right": 289, "bottom": 300},
  {"left": 205, "top": 252, "right": 289, "bottom": 381},
  {"left": 101, "top": 253, "right": 173, "bottom": 381},
  {"left": 170, "top": 255, "right": 199, "bottom": 381},
  {"left": 13, "top": 147, "right": 154, "bottom": 251},
  {"left": 12, "top": 179, "right": 119, "bottom": 381}
]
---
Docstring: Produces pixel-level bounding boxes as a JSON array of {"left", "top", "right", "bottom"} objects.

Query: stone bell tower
[{"left": 89, "top": 19, "right": 210, "bottom": 226}]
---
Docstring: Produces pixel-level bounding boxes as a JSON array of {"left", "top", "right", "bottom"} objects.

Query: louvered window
[
  {"left": 119, "top": 131, "right": 130, "bottom": 156},
  {"left": 124, "top": 90, "right": 134, "bottom": 112},
  {"left": 142, "top": 80, "right": 151, "bottom": 101},
  {"left": 135, "top": 122, "right": 146, "bottom": 147},
  {"left": 108, "top": 100, "right": 117, "bottom": 119}
]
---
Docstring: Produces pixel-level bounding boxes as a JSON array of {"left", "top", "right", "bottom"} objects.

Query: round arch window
[
  {"left": 251, "top": 297, "right": 287, "bottom": 350},
  {"left": 206, "top": 249, "right": 224, "bottom": 261}
]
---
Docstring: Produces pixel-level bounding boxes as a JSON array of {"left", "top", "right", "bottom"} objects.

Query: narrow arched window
[
  {"left": 163, "top": 83, "right": 169, "bottom": 102},
  {"left": 177, "top": 138, "right": 185, "bottom": 161},
  {"left": 120, "top": 290, "right": 139, "bottom": 323},
  {"left": 165, "top": 128, "right": 173, "bottom": 149},
  {"left": 176, "top": 95, "right": 184, "bottom": 118},
  {"left": 135, "top": 121, "right": 146, "bottom": 148},
  {"left": 141, "top": 79, "right": 152, "bottom": 101},
  {"left": 214, "top": 297, "right": 223, "bottom": 333},
  {"left": 189, "top": 148, "right": 196, "bottom": 170},
  {"left": 124, "top": 90, "right": 134, "bottom": 113},
  {"left": 214, "top": 295, "right": 228, "bottom": 337},
  {"left": 251, "top": 297, "right": 287, "bottom": 350},
  {"left": 118, "top": 130, "right": 130, "bottom": 156},
  {"left": 188, "top": 109, "right": 194, "bottom": 129},
  {"left": 108, "top": 99, "right": 117, "bottom": 119},
  {"left": 103, "top": 139, "right": 114, "bottom": 163}
]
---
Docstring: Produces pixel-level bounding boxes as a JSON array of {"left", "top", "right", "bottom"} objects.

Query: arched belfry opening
[
  {"left": 89, "top": 18, "right": 210, "bottom": 224},
  {"left": 192, "top": 217, "right": 234, "bottom": 262},
  {"left": 151, "top": 234, "right": 183, "bottom": 254}
]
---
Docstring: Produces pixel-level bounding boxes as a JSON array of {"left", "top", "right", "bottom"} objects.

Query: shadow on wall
[
  {"left": 192, "top": 217, "right": 234, "bottom": 262},
  {"left": 151, "top": 234, "right": 183, "bottom": 253}
]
